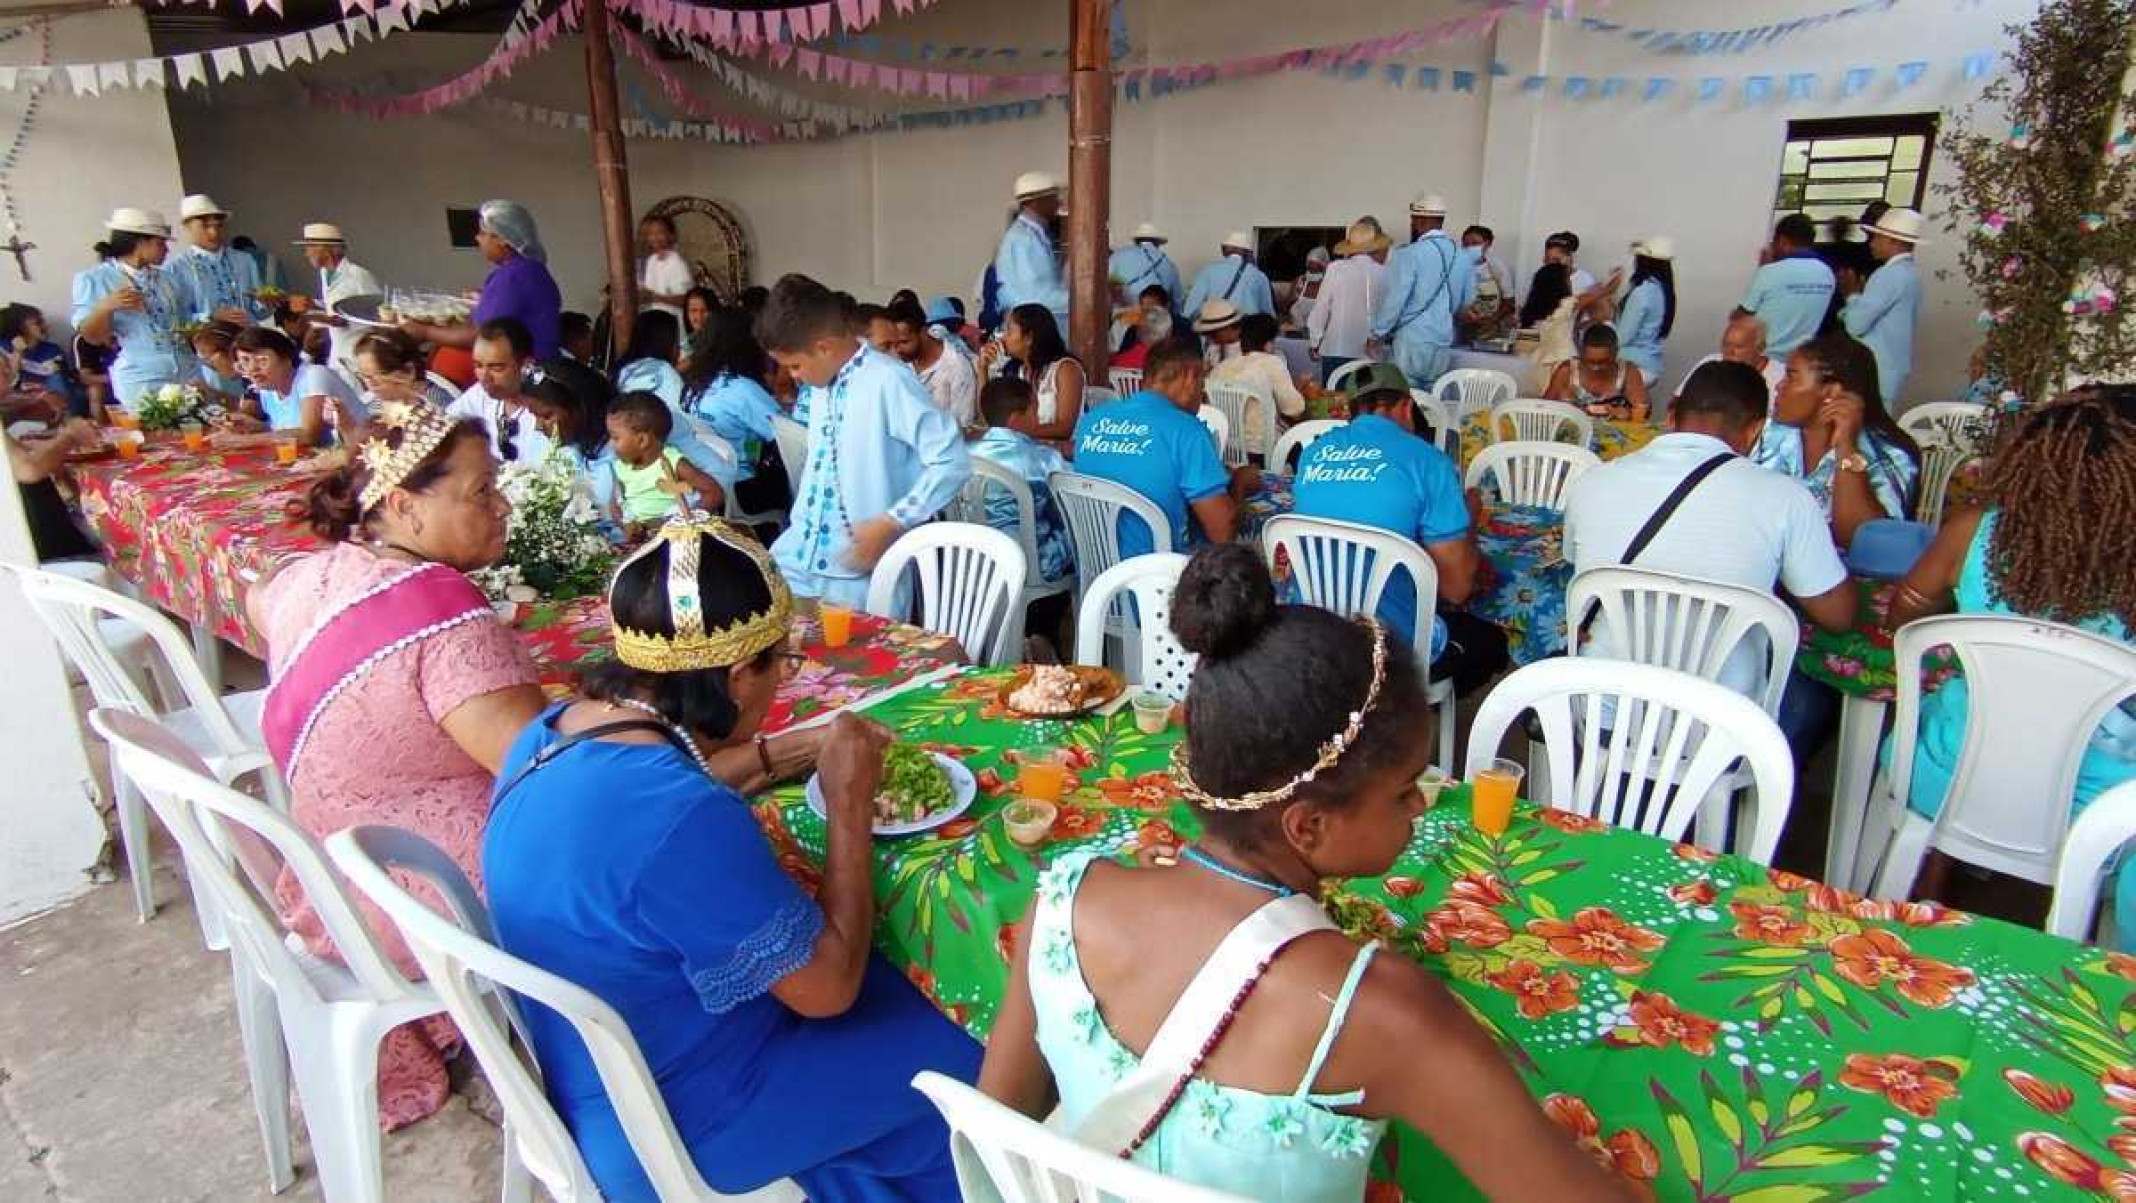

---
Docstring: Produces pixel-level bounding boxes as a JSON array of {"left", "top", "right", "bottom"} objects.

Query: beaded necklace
[
  {"left": 797, "top": 347, "right": 865, "bottom": 575},
  {"left": 119, "top": 260, "right": 184, "bottom": 356},
  {"left": 606, "top": 697, "right": 716, "bottom": 779},
  {"left": 1180, "top": 845, "right": 1296, "bottom": 897}
]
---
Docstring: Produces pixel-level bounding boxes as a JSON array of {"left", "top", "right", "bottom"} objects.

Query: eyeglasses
[{"left": 773, "top": 650, "right": 808, "bottom": 681}]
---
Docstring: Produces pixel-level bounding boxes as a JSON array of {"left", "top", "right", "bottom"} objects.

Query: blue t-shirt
[
  {"left": 1291, "top": 413, "right": 1468, "bottom": 658},
  {"left": 685, "top": 373, "right": 782, "bottom": 482},
  {"left": 1070, "top": 391, "right": 1229, "bottom": 558},
  {"left": 257, "top": 362, "right": 367, "bottom": 440},
  {"left": 1740, "top": 253, "right": 1836, "bottom": 356}
]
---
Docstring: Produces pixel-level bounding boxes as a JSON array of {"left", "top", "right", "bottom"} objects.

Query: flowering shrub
[
  {"left": 470, "top": 449, "right": 615, "bottom": 600},
  {"left": 133, "top": 382, "right": 217, "bottom": 432}
]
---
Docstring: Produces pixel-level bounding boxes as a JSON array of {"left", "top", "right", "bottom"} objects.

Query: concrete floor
[{"left": 0, "top": 842, "right": 505, "bottom": 1203}]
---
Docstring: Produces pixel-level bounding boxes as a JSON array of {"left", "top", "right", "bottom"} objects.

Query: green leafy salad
[{"left": 874, "top": 745, "right": 956, "bottom": 825}]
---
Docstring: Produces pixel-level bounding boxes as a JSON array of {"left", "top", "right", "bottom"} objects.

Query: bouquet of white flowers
[
  {"left": 470, "top": 449, "right": 616, "bottom": 601},
  {"left": 133, "top": 382, "right": 219, "bottom": 432}
]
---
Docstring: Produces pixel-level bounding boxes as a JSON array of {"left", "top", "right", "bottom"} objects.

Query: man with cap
[
  {"left": 1371, "top": 193, "right": 1475, "bottom": 388},
  {"left": 1309, "top": 217, "right": 1390, "bottom": 385},
  {"left": 169, "top": 194, "right": 266, "bottom": 324},
  {"left": 994, "top": 171, "right": 1069, "bottom": 336},
  {"left": 1182, "top": 231, "right": 1275, "bottom": 320},
  {"left": 71, "top": 207, "right": 195, "bottom": 409},
  {"left": 1107, "top": 222, "right": 1182, "bottom": 306},
  {"left": 296, "top": 222, "right": 381, "bottom": 380},
  {"left": 1291, "top": 360, "right": 1506, "bottom": 694},
  {"left": 1736, "top": 213, "right": 1835, "bottom": 357},
  {"left": 1841, "top": 206, "right": 1925, "bottom": 405}
]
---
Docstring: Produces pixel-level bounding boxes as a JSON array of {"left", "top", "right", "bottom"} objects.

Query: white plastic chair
[
  {"left": 1081, "top": 385, "right": 1120, "bottom": 413},
  {"left": 1195, "top": 404, "right": 1230, "bottom": 460},
  {"left": 2046, "top": 781, "right": 2136, "bottom": 943},
  {"left": 1431, "top": 367, "right": 1520, "bottom": 422},
  {"left": 90, "top": 708, "right": 445, "bottom": 1203},
  {"left": 1856, "top": 615, "right": 2136, "bottom": 900},
  {"left": 324, "top": 826, "right": 803, "bottom": 1203},
  {"left": 1899, "top": 402, "right": 1987, "bottom": 529},
  {"left": 1408, "top": 389, "right": 1459, "bottom": 458},
  {"left": 771, "top": 414, "right": 809, "bottom": 504},
  {"left": 911, "top": 1071, "right": 1252, "bottom": 1203},
  {"left": 1489, "top": 398, "right": 1594, "bottom": 447},
  {"left": 1049, "top": 471, "right": 1173, "bottom": 601},
  {"left": 1899, "top": 401, "right": 1988, "bottom": 445},
  {"left": 947, "top": 458, "right": 1074, "bottom": 611},
  {"left": 1261, "top": 515, "right": 1459, "bottom": 771},
  {"left": 1074, "top": 553, "right": 1196, "bottom": 702},
  {"left": 1269, "top": 418, "right": 1344, "bottom": 473},
  {"left": 1205, "top": 379, "right": 1270, "bottom": 466},
  {"left": 1464, "top": 658, "right": 1797, "bottom": 863},
  {"left": 865, "top": 522, "right": 1027, "bottom": 666},
  {"left": 1463, "top": 441, "right": 1599, "bottom": 511},
  {"left": 1324, "top": 359, "right": 1374, "bottom": 393},
  {"left": 1566, "top": 567, "right": 1801, "bottom": 718},
  {"left": 1107, "top": 366, "right": 1143, "bottom": 396},
  {"left": 425, "top": 370, "right": 460, "bottom": 397},
  {"left": 13, "top": 564, "right": 285, "bottom": 928}
]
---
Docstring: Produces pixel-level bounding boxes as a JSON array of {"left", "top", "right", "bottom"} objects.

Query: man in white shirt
[
  {"left": 1307, "top": 217, "right": 1389, "bottom": 384},
  {"left": 638, "top": 213, "right": 695, "bottom": 321},
  {"left": 445, "top": 318, "right": 552, "bottom": 466},
  {"left": 295, "top": 222, "right": 381, "bottom": 382},
  {"left": 887, "top": 298, "right": 977, "bottom": 428},
  {"left": 1565, "top": 359, "right": 1857, "bottom": 703},
  {"left": 1673, "top": 313, "right": 1787, "bottom": 421}
]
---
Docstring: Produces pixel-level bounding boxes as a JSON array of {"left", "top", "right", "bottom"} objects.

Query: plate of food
[
  {"left": 804, "top": 744, "right": 976, "bottom": 837},
  {"left": 995, "top": 664, "right": 1126, "bottom": 719}
]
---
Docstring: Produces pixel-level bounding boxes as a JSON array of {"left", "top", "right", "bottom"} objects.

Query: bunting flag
[
  {"left": 307, "top": 0, "right": 576, "bottom": 118},
  {"left": 1570, "top": 0, "right": 1899, "bottom": 55}
]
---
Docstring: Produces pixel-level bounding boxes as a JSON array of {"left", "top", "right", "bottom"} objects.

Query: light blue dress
[
  {"left": 1842, "top": 253, "right": 1921, "bottom": 405},
  {"left": 69, "top": 261, "right": 194, "bottom": 407},
  {"left": 169, "top": 244, "right": 268, "bottom": 322},
  {"left": 1739, "top": 253, "right": 1835, "bottom": 356},
  {"left": 1615, "top": 277, "right": 1668, "bottom": 383},
  {"left": 1031, "top": 853, "right": 1385, "bottom": 1203},
  {"left": 1370, "top": 233, "right": 1473, "bottom": 387},
  {"left": 1183, "top": 254, "right": 1276, "bottom": 319},
  {"left": 969, "top": 426, "right": 1072, "bottom": 583},
  {"left": 1108, "top": 242, "right": 1182, "bottom": 304},
  {"left": 994, "top": 213, "right": 1069, "bottom": 334},
  {"left": 685, "top": 373, "right": 782, "bottom": 483},
  {"left": 772, "top": 345, "right": 971, "bottom": 605}
]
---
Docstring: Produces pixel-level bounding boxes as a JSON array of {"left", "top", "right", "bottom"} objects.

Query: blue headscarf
[{"left": 477, "top": 199, "right": 547, "bottom": 264}]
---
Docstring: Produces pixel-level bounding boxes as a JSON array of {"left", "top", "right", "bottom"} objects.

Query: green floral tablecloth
[
  {"left": 1795, "top": 579, "right": 1961, "bottom": 703},
  {"left": 1459, "top": 411, "right": 1663, "bottom": 470},
  {"left": 758, "top": 666, "right": 2117, "bottom": 1202}
]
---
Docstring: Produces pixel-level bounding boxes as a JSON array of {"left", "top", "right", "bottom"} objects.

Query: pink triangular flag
[
  {"left": 712, "top": 9, "right": 735, "bottom": 43},
  {"left": 809, "top": 3, "right": 832, "bottom": 38},
  {"left": 769, "top": 42, "right": 794, "bottom": 67},
  {"left": 860, "top": 0, "right": 881, "bottom": 27},
  {"left": 796, "top": 48, "right": 821, "bottom": 79},
  {"left": 947, "top": 74, "right": 969, "bottom": 101},
  {"left": 900, "top": 67, "right": 922, "bottom": 94},
  {"left": 736, "top": 10, "right": 759, "bottom": 43},
  {"left": 924, "top": 70, "right": 947, "bottom": 98},
  {"left": 837, "top": 0, "right": 862, "bottom": 30},
  {"left": 825, "top": 54, "right": 849, "bottom": 84},
  {"left": 850, "top": 61, "right": 873, "bottom": 88},
  {"left": 893, "top": 0, "right": 912, "bottom": 12},
  {"left": 763, "top": 9, "right": 784, "bottom": 40}
]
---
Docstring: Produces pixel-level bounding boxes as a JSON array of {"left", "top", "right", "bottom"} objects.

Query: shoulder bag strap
[
  {"left": 1221, "top": 256, "right": 1249, "bottom": 300},
  {"left": 1389, "top": 238, "right": 1457, "bottom": 339},
  {"left": 494, "top": 719, "right": 695, "bottom": 804},
  {"left": 1574, "top": 452, "right": 1734, "bottom": 642}
]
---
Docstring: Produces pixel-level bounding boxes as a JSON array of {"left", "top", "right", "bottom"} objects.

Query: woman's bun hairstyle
[{"left": 1170, "top": 542, "right": 1276, "bottom": 660}]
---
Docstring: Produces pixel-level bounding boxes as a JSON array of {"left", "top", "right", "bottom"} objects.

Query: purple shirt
[{"left": 472, "top": 252, "right": 562, "bottom": 359}]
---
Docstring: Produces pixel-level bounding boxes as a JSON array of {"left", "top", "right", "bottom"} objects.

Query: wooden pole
[
  {"left": 583, "top": 0, "right": 638, "bottom": 356},
  {"left": 1066, "top": 0, "right": 1113, "bottom": 375}
]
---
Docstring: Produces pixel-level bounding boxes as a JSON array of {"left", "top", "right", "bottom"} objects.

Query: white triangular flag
[
  {"left": 310, "top": 25, "right": 346, "bottom": 57},
  {"left": 573, "top": 113, "right": 589, "bottom": 131},
  {"left": 508, "top": 100, "right": 527, "bottom": 119},
  {"left": 173, "top": 54, "right": 207, "bottom": 89},
  {"left": 134, "top": 59, "right": 165, "bottom": 89},
  {"left": 211, "top": 46, "right": 247, "bottom": 81},
  {"left": 16, "top": 66, "right": 48, "bottom": 91},
  {"left": 0, "top": 67, "right": 17, "bottom": 91},
  {"left": 66, "top": 64, "right": 99, "bottom": 95},
  {"left": 343, "top": 17, "right": 373, "bottom": 44},
  {"left": 277, "top": 33, "right": 312, "bottom": 64},
  {"left": 375, "top": 3, "right": 411, "bottom": 35},
  {"left": 98, "top": 61, "right": 131, "bottom": 90},
  {"left": 245, "top": 40, "right": 283, "bottom": 73}
]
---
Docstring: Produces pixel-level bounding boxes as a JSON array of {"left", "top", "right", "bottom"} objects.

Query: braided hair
[{"left": 1980, "top": 385, "right": 2136, "bottom": 630}]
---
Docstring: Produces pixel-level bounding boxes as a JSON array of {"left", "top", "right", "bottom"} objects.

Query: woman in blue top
[
  {"left": 484, "top": 516, "right": 980, "bottom": 1203},
  {"left": 1767, "top": 332, "right": 1920, "bottom": 548},
  {"left": 1612, "top": 238, "right": 1675, "bottom": 384},
  {"left": 70, "top": 208, "right": 194, "bottom": 410},
  {"left": 1884, "top": 385, "right": 2136, "bottom": 919},
  {"left": 230, "top": 326, "right": 368, "bottom": 448},
  {"left": 978, "top": 544, "right": 1633, "bottom": 1203},
  {"left": 682, "top": 308, "right": 790, "bottom": 517},
  {"left": 615, "top": 308, "right": 687, "bottom": 407}
]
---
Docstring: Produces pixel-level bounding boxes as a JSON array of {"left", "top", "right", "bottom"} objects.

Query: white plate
[{"left": 804, "top": 751, "right": 976, "bottom": 837}]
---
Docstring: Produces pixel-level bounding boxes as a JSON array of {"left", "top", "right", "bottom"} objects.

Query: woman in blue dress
[
  {"left": 1612, "top": 238, "right": 1675, "bottom": 385},
  {"left": 69, "top": 208, "right": 194, "bottom": 410},
  {"left": 681, "top": 308, "right": 791, "bottom": 518},
  {"left": 483, "top": 515, "right": 980, "bottom": 1203}
]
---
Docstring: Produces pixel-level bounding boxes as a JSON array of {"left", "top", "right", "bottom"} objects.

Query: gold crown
[
  {"left": 611, "top": 514, "right": 793, "bottom": 673},
  {"left": 357, "top": 401, "right": 462, "bottom": 512}
]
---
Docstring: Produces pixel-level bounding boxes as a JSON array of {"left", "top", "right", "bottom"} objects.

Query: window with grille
[{"left": 1773, "top": 114, "right": 1938, "bottom": 238}]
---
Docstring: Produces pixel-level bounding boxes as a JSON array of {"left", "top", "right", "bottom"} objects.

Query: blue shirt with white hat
[
  {"left": 1183, "top": 247, "right": 1274, "bottom": 319},
  {"left": 1108, "top": 238, "right": 1182, "bottom": 304}
]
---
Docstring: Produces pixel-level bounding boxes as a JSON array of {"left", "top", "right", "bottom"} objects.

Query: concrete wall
[{"left": 165, "top": 0, "right": 2028, "bottom": 400}]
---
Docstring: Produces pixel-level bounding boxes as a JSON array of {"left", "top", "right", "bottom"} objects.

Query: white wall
[{"left": 164, "top": 0, "right": 2026, "bottom": 399}]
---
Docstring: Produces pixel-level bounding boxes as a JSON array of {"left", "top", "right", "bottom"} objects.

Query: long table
[{"left": 766, "top": 666, "right": 2107, "bottom": 1202}]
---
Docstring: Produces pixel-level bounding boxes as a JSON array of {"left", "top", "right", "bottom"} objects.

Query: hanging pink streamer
[{"left": 308, "top": 0, "right": 579, "bottom": 118}]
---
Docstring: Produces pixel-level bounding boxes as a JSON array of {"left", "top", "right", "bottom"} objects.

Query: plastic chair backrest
[
  {"left": 1408, "top": 390, "right": 1459, "bottom": 457},
  {"left": 323, "top": 829, "right": 748, "bottom": 1203},
  {"left": 89, "top": 709, "right": 421, "bottom": 1009},
  {"left": 1883, "top": 614, "right": 2136, "bottom": 884},
  {"left": 1324, "top": 359, "right": 1373, "bottom": 393},
  {"left": 771, "top": 414, "right": 809, "bottom": 501},
  {"left": 1204, "top": 379, "right": 1269, "bottom": 465},
  {"left": 1463, "top": 441, "right": 1599, "bottom": 510},
  {"left": 1464, "top": 659, "right": 1796, "bottom": 863},
  {"left": 1195, "top": 405, "right": 1230, "bottom": 461},
  {"left": 1490, "top": 398, "right": 1594, "bottom": 447},
  {"left": 949, "top": 458, "right": 1050, "bottom": 592},
  {"left": 1107, "top": 367, "right": 1144, "bottom": 396},
  {"left": 1431, "top": 368, "right": 1520, "bottom": 421},
  {"left": 1261, "top": 514, "right": 1439, "bottom": 664},
  {"left": 1566, "top": 566, "right": 1802, "bottom": 717},
  {"left": 865, "top": 522, "right": 1026, "bottom": 666},
  {"left": 910, "top": 1071, "right": 1254, "bottom": 1203},
  {"left": 1073, "top": 554, "right": 1196, "bottom": 701},
  {"left": 2046, "top": 781, "right": 2136, "bottom": 942},
  {"left": 1899, "top": 402, "right": 1987, "bottom": 528},
  {"left": 15, "top": 566, "right": 252, "bottom": 757},
  {"left": 1050, "top": 470, "right": 1173, "bottom": 598},
  {"left": 425, "top": 371, "right": 459, "bottom": 397},
  {"left": 1082, "top": 385, "right": 1120, "bottom": 413},
  {"left": 1269, "top": 419, "right": 1344, "bottom": 474}
]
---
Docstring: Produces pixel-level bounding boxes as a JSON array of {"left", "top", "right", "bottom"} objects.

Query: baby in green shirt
[{"left": 607, "top": 390, "right": 724, "bottom": 540}]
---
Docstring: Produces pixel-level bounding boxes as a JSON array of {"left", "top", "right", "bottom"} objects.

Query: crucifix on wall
[{"left": 1, "top": 234, "right": 31, "bottom": 282}]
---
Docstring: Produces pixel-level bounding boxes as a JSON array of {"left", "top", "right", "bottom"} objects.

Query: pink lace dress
[{"left": 256, "top": 541, "right": 540, "bottom": 1130}]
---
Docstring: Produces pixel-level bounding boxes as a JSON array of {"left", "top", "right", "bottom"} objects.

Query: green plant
[{"left": 131, "top": 382, "right": 208, "bottom": 432}]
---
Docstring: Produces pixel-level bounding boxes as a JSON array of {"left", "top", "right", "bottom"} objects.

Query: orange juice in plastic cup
[
  {"left": 113, "top": 432, "right": 142, "bottom": 460},
  {"left": 110, "top": 410, "right": 139, "bottom": 431},
  {"left": 819, "top": 603, "right": 854, "bottom": 648},
  {"left": 1470, "top": 757, "right": 1524, "bottom": 837},
  {"left": 1016, "top": 752, "right": 1070, "bottom": 804},
  {"left": 181, "top": 425, "right": 207, "bottom": 452},
  {"left": 274, "top": 439, "right": 300, "bottom": 466}
]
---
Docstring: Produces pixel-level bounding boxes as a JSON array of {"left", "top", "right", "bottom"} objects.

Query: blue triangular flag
[
  {"left": 1344, "top": 60, "right": 1372, "bottom": 81},
  {"left": 1643, "top": 77, "right": 1673, "bottom": 102},
  {"left": 1787, "top": 72, "right": 1816, "bottom": 100},
  {"left": 1744, "top": 75, "right": 1774, "bottom": 103},
  {"left": 1895, "top": 60, "right": 1928, "bottom": 88},
  {"left": 1384, "top": 62, "right": 1408, "bottom": 87},
  {"left": 1452, "top": 70, "right": 1477, "bottom": 93},
  {"left": 1963, "top": 51, "right": 1995, "bottom": 80},
  {"left": 1488, "top": 60, "right": 1512, "bottom": 76},
  {"left": 1599, "top": 76, "right": 1626, "bottom": 99},
  {"left": 1522, "top": 74, "right": 1547, "bottom": 94},
  {"left": 1698, "top": 77, "right": 1725, "bottom": 102},
  {"left": 1842, "top": 66, "right": 1874, "bottom": 97},
  {"left": 1563, "top": 76, "right": 1590, "bottom": 99},
  {"left": 1416, "top": 67, "right": 1441, "bottom": 91}
]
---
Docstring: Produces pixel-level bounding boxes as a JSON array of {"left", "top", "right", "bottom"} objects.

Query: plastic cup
[
  {"left": 819, "top": 603, "right": 854, "bottom": 648},
  {"left": 109, "top": 410, "right": 140, "bottom": 431},
  {"left": 1470, "top": 757, "right": 1524, "bottom": 837},
  {"left": 181, "top": 425, "right": 206, "bottom": 452},
  {"left": 274, "top": 439, "right": 300, "bottom": 466},
  {"left": 1003, "top": 799, "right": 1057, "bottom": 850},
  {"left": 1416, "top": 766, "right": 1453, "bottom": 808},
  {"left": 1016, "top": 752, "right": 1070, "bottom": 804},
  {"left": 1130, "top": 691, "right": 1171, "bottom": 734},
  {"left": 113, "top": 432, "right": 142, "bottom": 460}
]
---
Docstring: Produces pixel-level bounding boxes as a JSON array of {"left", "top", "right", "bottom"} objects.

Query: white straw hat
[
  {"left": 1192, "top": 299, "right": 1244, "bottom": 333},
  {"left": 178, "top": 194, "right": 228, "bottom": 221},
  {"left": 1221, "top": 230, "right": 1253, "bottom": 252},
  {"left": 1013, "top": 171, "right": 1061, "bottom": 200},
  {"left": 106, "top": 207, "right": 170, "bottom": 237},
  {"left": 1865, "top": 208, "right": 1927, "bottom": 245},
  {"left": 292, "top": 222, "right": 347, "bottom": 245},
  {"left": 1408, "top": 193, "right": 1448, "bottom": 217},
  {"left": 1631, "top": 235, "right": 1677, "bottom": 261},
  {"left": 1130, "top": 221, "right": 1167, "bottom": 244}
]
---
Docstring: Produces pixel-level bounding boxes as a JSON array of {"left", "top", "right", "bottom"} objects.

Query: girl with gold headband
[
  {"left": 482, "top": 514, "right": 981, "bottom": 1203},
  {"left": 977, "top": 543, "right": 1634, "bottom": 1202}
]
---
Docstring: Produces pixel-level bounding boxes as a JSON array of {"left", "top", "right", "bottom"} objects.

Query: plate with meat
[
  {"left": 804, "top": 744, "right": 976, "bottom": 837},
  {"left": 995, "top": 664, "right": 1126, "bottom": 719}
]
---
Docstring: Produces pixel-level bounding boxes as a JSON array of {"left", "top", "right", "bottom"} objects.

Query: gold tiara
[
  {"left": 611, "top": 514, "right": 793, "bottom": 673},
  {"left": 1171, "top": 619, "right": 1389, "bottom": 812},
  {"left": 357, "top": 401, "right": 462, "bottom": 512}
]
